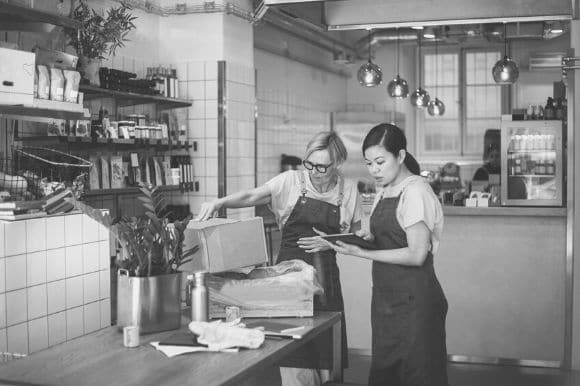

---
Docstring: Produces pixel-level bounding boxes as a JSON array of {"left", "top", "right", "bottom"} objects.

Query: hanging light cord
[
  {"left": 418, "top": 34, "right": 422, "bottom": 85},
  {"left": 434, "top": 37, "right": 438, "bottom": 97},
  {"left": 396, "top": 28, "right": 400, "bottom": 75},
  {"left": 504, "top": 23, "right": 508, "bottom": 57},
  {"left": 368, "top": 30, "right": 372, "bottom": 62}
]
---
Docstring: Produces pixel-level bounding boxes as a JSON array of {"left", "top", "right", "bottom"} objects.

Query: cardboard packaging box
[
  {"left": 0, "top": 47, "right": 35, "bottom": 106},
  {"left": 183, "top": 217, "right": 268, "bottom": 273}
]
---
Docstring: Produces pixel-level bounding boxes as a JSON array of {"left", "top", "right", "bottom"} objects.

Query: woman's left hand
[
  {"left": 323, "top": 239, "right": 363, "bottom": 257},
  {"left": 297, "top": 227, "right": 330, "bottom": 253}
]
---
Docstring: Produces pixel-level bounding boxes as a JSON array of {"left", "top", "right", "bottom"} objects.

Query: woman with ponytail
[{"left": 325, "top": 123, "right": 448, "bottom": 386}]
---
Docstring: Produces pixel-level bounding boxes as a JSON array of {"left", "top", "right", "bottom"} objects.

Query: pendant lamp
[
  {"left": 492, "top": 23, "right": 519, "bottom": 84},
  {"left": 387, "top": 29, "right": 409, "bottom": 98},
  {"left": 427, "top": 37, "right": 445, "bottom": 116},
  {"left": 357, "top": 30, "right": 383, "bottom": 87},
  {"left": 410, "top": 33, "right": 430, "bottom": 108}
]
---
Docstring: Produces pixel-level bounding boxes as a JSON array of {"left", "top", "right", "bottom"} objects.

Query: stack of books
[{"left": 0, "top": 188, "right": 75, "bottom": 221}]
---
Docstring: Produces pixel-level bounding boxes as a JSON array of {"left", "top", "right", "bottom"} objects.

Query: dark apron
[
  {"left": 276, "top": 173, "right": 348, "bottom": 369},
  {"left": 368, "top": 193, "right": 448, "bottom": 386}
]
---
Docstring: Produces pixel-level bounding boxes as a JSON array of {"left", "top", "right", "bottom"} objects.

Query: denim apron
[
  {"left": 368, "top": 193, "right": 448, "bottom": 386},
  {"left": 276, "top": 173, "right": 348, "bottom": 369}
]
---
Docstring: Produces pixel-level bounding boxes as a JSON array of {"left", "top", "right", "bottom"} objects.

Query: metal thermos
[{"left": 190, "top": 271, "right": 209, "bottom": 322}]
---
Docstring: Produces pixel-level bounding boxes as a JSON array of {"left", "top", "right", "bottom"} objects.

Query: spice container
[{"left": 190, "top": 271, "right": 209, "bottom": 322}]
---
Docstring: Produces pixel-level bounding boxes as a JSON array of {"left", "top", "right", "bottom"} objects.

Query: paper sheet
[{"left": 150, "top": 342, "right": 238, "bottom": 357}]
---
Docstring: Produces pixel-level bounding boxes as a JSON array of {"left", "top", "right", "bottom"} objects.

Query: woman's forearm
[
  {"left": 357, "top": 246, "right": 428, "bottom": 266},
  {"left": 217, "top": 186, "right": 271, "bottom": 209}
]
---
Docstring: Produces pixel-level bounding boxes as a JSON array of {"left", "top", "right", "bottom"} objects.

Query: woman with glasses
[
  {"left": 195, "top": 131, "right": 361, "bottom": 386},
  {"left": 324, "top": 123, "right": 448, "bottom": 386}
]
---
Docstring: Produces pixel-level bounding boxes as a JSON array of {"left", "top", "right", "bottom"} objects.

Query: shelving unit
[
  {"left": 79, "top": 85, "right": 191, "bottom": 109},
  {"left": 0, "top": 2, "right": 81, "bottom": 30},
  {"left": 82, "top": 185, "right": 182, "bottom": 197},
  {"left": 14, "top": 135, "right": 193, "bottom": 151},
  {"left": 0, "top": 99, "right": 85, "bottom": 120}
]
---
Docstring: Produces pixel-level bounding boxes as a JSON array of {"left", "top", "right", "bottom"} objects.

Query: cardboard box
[
  {"left": 0, "top": 47, "right": 35, "bottom": 106},
  {"left": 183, "top": 217, "right": 268, "bottom": 273}
]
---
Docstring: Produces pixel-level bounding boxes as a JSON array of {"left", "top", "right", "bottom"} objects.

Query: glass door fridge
[{"left": 501, "top": 119, "right": 564, "bottom": 206}]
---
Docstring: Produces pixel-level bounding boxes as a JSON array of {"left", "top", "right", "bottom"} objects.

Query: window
[{"left": 418, "top": 48, "right": 502, "bottom": 157}]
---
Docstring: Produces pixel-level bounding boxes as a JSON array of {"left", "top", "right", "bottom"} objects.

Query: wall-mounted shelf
[
  {"left": 79, "top": 85, "right": 192, "bottom": 109},
  {"left": 82, "top": 185, "right": 182, "bottom": 197},
  {"left": 0, "top": 99, "right": 85, "bottom": 120},
  {"left": 14, "top": 136, "right": 192, "bottom": 150},
  {"left": 0, "top": 3, "right": 81, "bottom": 30}
]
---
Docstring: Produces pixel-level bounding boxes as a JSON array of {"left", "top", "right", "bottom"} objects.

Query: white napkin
[{"left": 150, "top": 341, "right": 238, "bottom": 358}]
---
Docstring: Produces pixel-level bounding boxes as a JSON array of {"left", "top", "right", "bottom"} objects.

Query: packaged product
[
  {"left": 110, "top": 155, "right": 124, "bottom": 189},
  {"left": 36, "top": 65, "right": 50, "bottom": 99},
  {"left": 63, "top": 70, "right": 81, "bottom": 103},
  {"left": 89, "top": 156, "right": 100, "bottom": 190},
  {"left": 100, "top": 156, "right": 110, "bottom": 189},
  {"left": 49, "top": 68, "right": 64, "bottom": 101}
]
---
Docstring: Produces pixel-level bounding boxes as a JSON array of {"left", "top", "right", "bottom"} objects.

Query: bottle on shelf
[
  {"left": 544, "top": 97, "right": 555, "bottom": 120},
  {"left": 555, "top": 98, "right": 564, "bottom": 120},
  {"left": 537, "top": 105, "right": 544, "bottom": 120}
]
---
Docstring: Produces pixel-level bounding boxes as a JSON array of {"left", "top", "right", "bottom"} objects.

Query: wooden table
[{"left": 0, "top": 312, "right": 343, "bottom": 386}]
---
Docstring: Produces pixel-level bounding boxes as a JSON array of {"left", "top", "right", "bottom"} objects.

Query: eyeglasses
[{"left": 302, "top": 160, "right": 333, "bottom": 173}]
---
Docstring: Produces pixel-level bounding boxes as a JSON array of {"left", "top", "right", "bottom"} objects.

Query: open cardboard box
[{"left": 183, "top": 217, "right": 268, "bottom": 273}]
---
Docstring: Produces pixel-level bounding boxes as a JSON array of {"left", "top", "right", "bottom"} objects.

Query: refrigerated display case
[{"left": 501, "top": 119, "right": 564, "bottom": 206}]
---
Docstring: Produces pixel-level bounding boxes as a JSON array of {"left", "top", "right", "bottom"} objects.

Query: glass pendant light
[
  {"left": 492, "top": 23, "right": 519, "bottom": 84},
  {"left": 427, "top": 36, "right": 445, "bottom": 116},
  {"left": 357, "top": 30, "right": 383, "bottom": 87},
  {"left": 387, "top": 29, "right": 409, "bottom": 98},
  {"left": 410, "top": 33, "right": 430, "bottom": 108}
]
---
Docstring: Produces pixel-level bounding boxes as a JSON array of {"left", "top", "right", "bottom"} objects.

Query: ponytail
[{"left": 404, "top": 152, "right": 421, "bottom": 175}]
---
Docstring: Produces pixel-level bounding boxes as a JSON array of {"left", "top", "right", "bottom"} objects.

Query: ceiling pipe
[{"left": 263, "top": 7, "right": 360, "bottom": 59}]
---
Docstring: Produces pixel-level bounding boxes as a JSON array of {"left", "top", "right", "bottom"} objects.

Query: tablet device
[{"left": 322, "top": 233, "right": 378, "bottom": 250}]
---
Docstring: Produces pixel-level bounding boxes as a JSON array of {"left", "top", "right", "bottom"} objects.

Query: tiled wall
[
  {"left": 254, "top": 49, "right": 348, "bottom": 186},
  {"left": 0, "top": 213, "right": 111, "bottom": 355}
]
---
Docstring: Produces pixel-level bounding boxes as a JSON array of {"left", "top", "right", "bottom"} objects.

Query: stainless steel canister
[{"left": 191, "top": 271, "right": 209, "bottom": 322}]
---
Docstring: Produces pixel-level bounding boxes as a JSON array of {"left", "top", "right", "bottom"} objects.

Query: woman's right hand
[
  {"left": 355, "top": 229, "right": 374, "bottom": 242},
  {"left": 195, "top": 200, "right": 222, "bottom": 221}
]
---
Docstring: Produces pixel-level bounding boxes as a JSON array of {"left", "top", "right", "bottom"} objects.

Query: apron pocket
[{"left": 371, "top": 289, "right": 414, "bottom": 361}]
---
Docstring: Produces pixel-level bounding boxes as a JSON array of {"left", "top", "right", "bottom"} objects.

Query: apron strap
[
  {"left": 299, "top": 172, "right": 307, "bottom": 197},
  {"left": 337, "top": 176, "right": 344, "bottom": 208}
]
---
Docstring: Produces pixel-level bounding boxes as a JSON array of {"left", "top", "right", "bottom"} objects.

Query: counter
[{"left": 339, "top": 204, "right": 568, "bottom": 367}]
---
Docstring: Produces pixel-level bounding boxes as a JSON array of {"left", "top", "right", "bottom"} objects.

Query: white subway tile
[
  {"left": 205, "top": 80, "right": 218, "bottom": 100},
  {"left": 46, "top": 248, "right": 66, "bottom": 282},
  {"left": 98, "top": 241, "right": 110, "bottom": 271},
  {"left": 5, "top": 254, "right": 26, "bottom": 291},
  {"left": 0, "top": 328, "right": 6, "bottom": 352},
  {"left": 82, "top": 216, "right": 99, "bottom": 244},
  {"left": 64, "top": 215, "right": 83, "bottom": 246},
  {"left": 189, "top": 119, "right": 205, "bottom": 139},
  {"left": 47, "top": 280, "right": 66, "bottom": 314},
  {"left": 191, "top": 100, "right": 205, "bottom": 120},
  {"left": 0, "top": 258, "right": 4, "bottom": 293},
  {"left": 205, "top": 119, "right": 218, "bottom": 138},
  {"left": 0, "top": 294, "right": 5, "bottom": 329},
  {"left": 187, "top": 80, "right": 205, "bottom": 100},
  {"left": 205, "top": 61, "right": 217, "bottom": 80},
  {"left": 99, "top": 270, "right": 110, "bottom": 300},
  {"left": 66, "top": 307, "right": 84, "bottom": 340},
  {"left": 187, "top": 61, "right": 205, "bottom": 81},
  {"left": 46, "top": 216, "right": 65, "bottom": 249},
  {"left": 175, "top": 62, "right": 187, "bottom": 81},
  {"left": 66, "top": 276, "right": 83, "bottom": 309},
  {"left": 178, "top": 81, "right": 188, "bottom": 100},
  {"left": 4, "top": 221, "right": 26, "bottom": 256},
  {"left": 27, "top": 284, "right": 47, "bottom": 320},
  {"left": 26, "top": 251, "right": 46, "bottom": 287},
  {"left": 83, "top": 272, "right": 99, "bottom": 304},
  {"left": 82, "top": 243, "right": 99, "bottom": 274},
  {"left": 205, "top": 157, "right": 218, "bottom": 177},
  {"left": 83, "top": 302, "right": 100, "bottom": 334},
  {"left": 25, "top": 218, "right": 46, "bottom": 253},
  {"left": 0, "top": 222, "right": 5, "bottom": 258},
  {"left": 6, "top": 289, "right": 27, "bottom": 326},
  {"left": 7, "top": 323, "right": 28, "bottom": 355},
  {"left": 100, "top": 298, "right": 111, "bottom": 329},
  {"left": 28, "top": 317, "right": 48, "bottom": 353},
  {"left": 206, "top": 177, "right": 218, "bottom": 197},
  {"left": 65, "top": 245, "right": 83, "bottom": 277},
  {"left": 48, "top": 312, "right": 66, "bottom": 346},
  {"left": 205, "top": 100, "right": 218, "bottom": 119},
  {"left": 205, "top": 138, "right": 218, "bottom": 157}
]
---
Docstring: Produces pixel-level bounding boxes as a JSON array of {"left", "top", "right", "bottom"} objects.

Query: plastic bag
[{"left": 208, "top": 259, "right": 323, "bottom": 313}]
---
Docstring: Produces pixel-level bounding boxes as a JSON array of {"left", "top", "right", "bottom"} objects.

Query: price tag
[{"left": 130, "top": 153, "right": 139, "bottom": 167}]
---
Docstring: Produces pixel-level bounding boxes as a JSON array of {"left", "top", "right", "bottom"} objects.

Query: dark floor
[{"left": 242, "top": 354, "right": 580, "bottom": 386}]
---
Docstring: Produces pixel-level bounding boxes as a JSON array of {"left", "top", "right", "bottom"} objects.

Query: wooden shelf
[
  {"left": 79, "top": 85, "right": 192, "bottom": 109},
  {"left": 0, "top": 99, "right": 85, "bottom": 120},
  {"left": 0, "top": 3, "right": 81, "bottom": 30},
  {"left": 82, "top": 185, "right": 182, "bottom": 197},
  {"left": 14, "top": 136, "right": 192, "bottom": 150}
]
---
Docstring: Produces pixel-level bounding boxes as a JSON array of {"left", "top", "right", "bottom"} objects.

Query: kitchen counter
[
  {"left": 0, "top": 311, "right": 343, "bottom": 386},
  {"left": 442, "top": 206, "right": 567, "bottom": 217}
]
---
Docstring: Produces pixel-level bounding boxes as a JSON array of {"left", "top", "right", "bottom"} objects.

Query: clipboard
[{"left": 322, "top": 233, "right": 378, "bottom": 250}]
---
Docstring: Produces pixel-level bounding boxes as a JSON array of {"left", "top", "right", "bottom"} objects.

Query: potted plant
[
  {"left": 72, "top": 185, "right": 198, "bottom": 333},
  {"left": 65, "top": 0, "right": 137, "bottom": 85}
]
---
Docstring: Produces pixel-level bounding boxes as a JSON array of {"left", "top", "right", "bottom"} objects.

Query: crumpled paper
[
  {"left": 188, "top": 319, "right": 265, "bottom": 351},
  {"left": 150, "top": 341, "right": 238, "bottom": 357}
]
